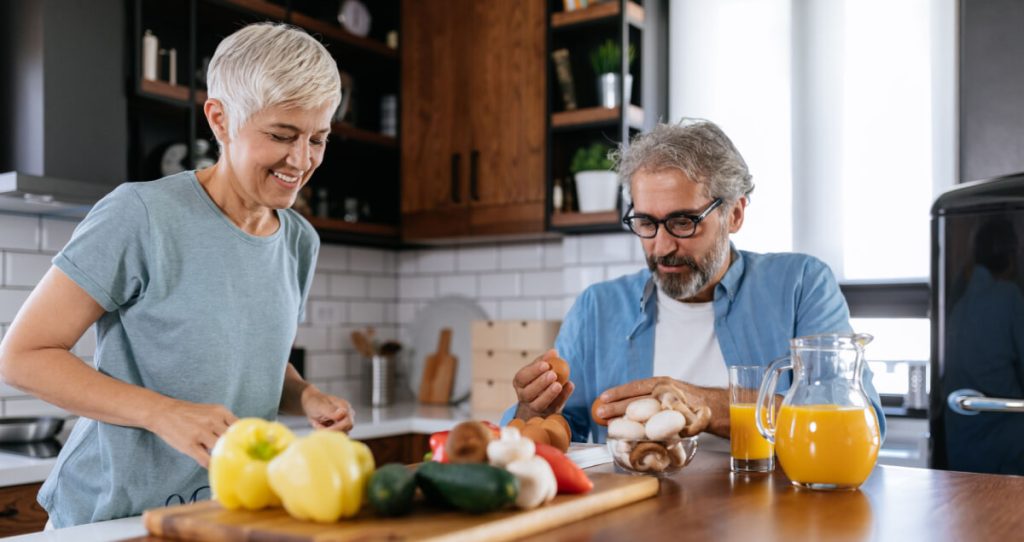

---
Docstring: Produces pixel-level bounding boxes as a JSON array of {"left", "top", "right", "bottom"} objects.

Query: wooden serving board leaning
[{"left": 144, "top": 472, "right": 658, "bottom": 542}]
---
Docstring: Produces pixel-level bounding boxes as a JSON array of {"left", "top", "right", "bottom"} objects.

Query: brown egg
[
  {"left": 547, "top": 354, "right": 570, "bottom": 386},
  {"left": 526, "top": 416, "right": 545, "bottom": 426},
  {"left": 547, "top": 413, "right": 572, "bottom": 438},
  {"left": 507, "top": 418, "right": 526, "bottom": 431},
  {"left": 541, "top": 417, "right": 570, "bottom": 452},
  {"left": 521, "top": 424, "right": 552, "bottom": 446},
  {"left": 591, "top": 397, "right": 609, "bottom": 426}
]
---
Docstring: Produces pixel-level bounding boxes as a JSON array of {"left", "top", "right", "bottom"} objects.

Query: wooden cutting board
[
  {"left": 143, "top": 471, "right": 658, "bottom": 542},
  {"left": 418, "top": 328, "right": 456, "bottom": 405}
]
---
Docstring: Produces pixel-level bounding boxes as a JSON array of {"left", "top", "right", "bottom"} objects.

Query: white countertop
[{"left": 0, "top": 401, "right": 472, "bottom": 489}]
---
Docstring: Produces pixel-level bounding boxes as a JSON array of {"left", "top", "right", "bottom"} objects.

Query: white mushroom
[
  {"left": 645, "top": 410, "right": 686, "bottom": 440},
  {"left": 505, "top": 456, "right": 557, "bottom": 509},
  {"left": 629, "top": 442, "right": 671, "bottom": 472},
  {"left": 624, "top": 398, "right": 662, "bottom": 423},
  {"left": 487, "top": 426, "right": 535, "bottom": 468},
  {"left": 608, "top": 418, "right": 647, "bottom": 440}
]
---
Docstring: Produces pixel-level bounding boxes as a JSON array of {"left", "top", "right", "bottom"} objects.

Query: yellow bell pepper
[
  {"left": 267, "top": 431, "right": 376, "bottom": 522},
  {"left": 209, "top": 418, "right": 295, "bottom": 510}
]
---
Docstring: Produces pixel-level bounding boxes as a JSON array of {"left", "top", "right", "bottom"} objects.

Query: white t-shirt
[{"left": 653, "top": 288, "right": 731, "bottom": 451}]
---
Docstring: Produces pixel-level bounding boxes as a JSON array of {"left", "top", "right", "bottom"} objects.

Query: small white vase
[{"left": 575, "top": 171, "right": 619, "bottom": 212}]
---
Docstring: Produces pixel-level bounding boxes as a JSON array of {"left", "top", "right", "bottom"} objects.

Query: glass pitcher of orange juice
[{"left": 755, "top": 333, "right": 881, "bottom": 490}]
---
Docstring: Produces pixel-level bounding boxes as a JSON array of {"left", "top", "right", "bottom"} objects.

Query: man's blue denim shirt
[{"left": 502, "top": 247, "right": 886, "bottom": 444}]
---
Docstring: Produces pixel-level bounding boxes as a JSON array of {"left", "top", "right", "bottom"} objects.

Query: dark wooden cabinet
[
  {"left": 400, "top": 0, "right": 546, "bottom": 241},
  {"left": 362, "top": 433, "right": 431, "bottom": 465},
  {"left": 0, "top": 483, "right": 47, "bottom": 537}
]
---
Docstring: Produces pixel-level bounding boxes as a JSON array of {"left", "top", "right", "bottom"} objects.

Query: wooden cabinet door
[
  {"left": 0, "top": 483, "right": 47, "bottom": 537},
  {"left": 465, "top": 0, "right": 546, "bottom": 233},
  {"left": 400, "top": 0, "right": 471, "bottom": 235}
]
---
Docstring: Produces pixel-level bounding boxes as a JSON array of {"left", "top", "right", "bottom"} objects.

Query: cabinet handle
[
  {"left": 470, "top": 150, "right": 480, "bottom": 201},
  {"left": 450, "top": 153, "right": 462, "bottom": 203},
  {"left": 0, "top": 506, "right": 18, "bottom": 518}
]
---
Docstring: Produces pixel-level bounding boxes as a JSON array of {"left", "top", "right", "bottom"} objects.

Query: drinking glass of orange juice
[
  {"left": 755, "top": 333, "right": 881, "bottom": 491},
  {"left": 729, "top": 365, "right": 774, "bottom": 473}
]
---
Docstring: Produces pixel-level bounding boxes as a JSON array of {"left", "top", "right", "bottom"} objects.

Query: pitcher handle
[{"left": 756, "top": 355, "right": 791, "bottom": 445}]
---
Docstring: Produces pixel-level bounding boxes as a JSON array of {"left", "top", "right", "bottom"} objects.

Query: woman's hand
[
  {"left": 300, "top": 386, "right": 354, "bottom": 433},
  {"left": 147, "top": 399, "right": 238, "bottom": 468}
]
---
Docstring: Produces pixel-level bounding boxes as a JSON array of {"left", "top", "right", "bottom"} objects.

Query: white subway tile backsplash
[
  {"left": 369, "top": 277, "right": 397, "bottom": 299},
  {"left": 294, "top": 325, "right": 330, "bottom": 351},
  {"left": 437, "top": 275, "right": 478, "bottom": 298},
  {"left": 72, "top": 325, "right": 97, "bottom": 358},
  {"left": 397, "top": 302, "right": 418, "bottom": 325},
  {"left": 522, "top": 271, "right": 563, "bottom": 297},
  {"left": 563, "top": 266, "right": 606, "bottom": 295},
  {"left": 542, "top": 242, "right": 563, "bottom": 269},
  {"left": 498, "top": 244, "right": 543, "bottom": 270},
  {"left": 4, "top": 397, "right": 69, "bottom": 418},
  {"left": 399, "top": 276, "right": 437, "bottom": 300},
  {"left": 383, "top": 302, "right": 398, "bottom": 323},
  {"left": 417, "top": 250, "right": 457, "bottom": 273},
  {"left": 304, "top": 353, "right": 347, "bottom": 379},
  {"left": 0, "top": 215, "right": 39, "bottom": 250},
  {"left": 499, "top": 300, "right": 544, "bottom": 320},
  {"left": 42, "top": 218, "right": 78, "bottom": 252},
  {"left": 327, "top": 326, "right": 353, "bottom": 351},
  {"left": 330, "top": 274, "right": 368, "bottom": 298},
  {"left": 0, "top": 289, "right": 31, "bottom": 322},
  {"left": 349, "top": 247, "right": 387, "bottom": 273},
  {"left": 316, "top": 245, "right": 348, "bottom": 271},
  {"left": 580, "top": 234, "right": 634, "bottom": 264},
  {"left": 607, "top": 263, "right": 643, "bottom": 281},
  {"left": 349, "top": 301, "right": 385, "bottom": 324},
  {"left": 4, "top": 252, "right": 52, "bottom": 287},
  {"left": 309, "top": 300, "right": 347, "bottom": 325},
  {"left": 309, "top": 272, "right": 329, "bottom": 297},
  {"left": 398, "top": 250, "right": 419, "bottom": 275},
  {"left": 478, "top": 273, "right": 521, "bottom": 298},
  {"left": 563, "top": 236, "right": 581, "bottom": 265},
  {"left": 632, "top": 237, "right": 647, "bottom": 263},
  {"left": 457, "top": 246, "right": 498, "bottom": 272},
  {"left": 479, "top": 301, "right": 498, "bottom": 319},
  {"left": 543, "top": 299, "right": 569, "bottom": 320}
]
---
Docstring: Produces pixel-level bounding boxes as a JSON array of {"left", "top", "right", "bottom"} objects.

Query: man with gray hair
[{"left": 504, "top": 119, "right": 884, "bottom": 447}]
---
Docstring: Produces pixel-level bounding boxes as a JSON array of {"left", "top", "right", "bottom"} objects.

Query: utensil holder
[{"left": 371, "top": 354, "right": 396, "bottom": 407}]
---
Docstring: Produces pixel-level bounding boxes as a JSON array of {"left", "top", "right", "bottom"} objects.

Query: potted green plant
[
  {"left": 590, "top": 39, "right": 636, "bottom": 108},
  {"left": 570, "top": 142, "right": 618, "bottom": 212}
]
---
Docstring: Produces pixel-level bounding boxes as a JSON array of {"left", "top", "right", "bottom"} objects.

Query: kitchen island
[{"left": 11, "top": 448, "right": 1024, "bottom": 541}]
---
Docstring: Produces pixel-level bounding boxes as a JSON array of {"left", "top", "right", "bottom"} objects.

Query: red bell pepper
[
  {"left": 428, "top": 431, "right": 450, "bottom": 463},
  {"left": 534, "top": 442, "right": 593, "bottom": 494}
]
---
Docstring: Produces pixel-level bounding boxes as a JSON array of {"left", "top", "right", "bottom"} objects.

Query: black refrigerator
[{"left": 931, "top": 172, "right": 1024, "bottom": 473}]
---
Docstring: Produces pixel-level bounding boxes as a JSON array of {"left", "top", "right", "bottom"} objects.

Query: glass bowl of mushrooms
[{"left": 604, "top": 383, "right": 711, "bottom": 477}]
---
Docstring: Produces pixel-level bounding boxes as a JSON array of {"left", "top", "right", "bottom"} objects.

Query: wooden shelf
[
  {"left": 303, "top": 216, "right": 399, "bottom": 238},
  {"left": 140, "top": 79, "right": 208, "bottom": 105},
  {"left": 550, "top": 210, "right": 621, "bottom": 228},
  {"left": 551, "top": 1, "right": 644, "bottom": 29},
  {"left": 212, "top": 0, "right": 397, "bottom": 59},
  {"left": 551, "top": 105, "right": 644, "bottom": 130},
  {"left": 331, "top": 123, "right": 398, "bottom": 148}
]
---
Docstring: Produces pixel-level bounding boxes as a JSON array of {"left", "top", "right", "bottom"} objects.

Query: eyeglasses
[{"left": 622, "top": 198, "right": 723, "bottom": 239}]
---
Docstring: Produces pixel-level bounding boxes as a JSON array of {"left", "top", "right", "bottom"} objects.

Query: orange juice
[
  {"left": 775, "top": 405, "right": 880, "bottom": 489},
  {"left": 729, "top": 403, "right": 773, "bottom": 460}
]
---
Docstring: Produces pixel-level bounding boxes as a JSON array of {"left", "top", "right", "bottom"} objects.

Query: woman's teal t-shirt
[{"left": 39, "top": 171, "right": 319, "bottom": 527}]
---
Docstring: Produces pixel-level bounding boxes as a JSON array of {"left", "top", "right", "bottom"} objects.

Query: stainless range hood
[
  {"left": 1, "top": 0, "right": 125, "bottom": 218},
  {"left": 0, "top": 171, "right": 112, "bottom": 217}
]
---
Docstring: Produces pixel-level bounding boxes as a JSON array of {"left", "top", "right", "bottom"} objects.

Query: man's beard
[{"left": 647, "top": 225, "right": 731, "bottom": 301}]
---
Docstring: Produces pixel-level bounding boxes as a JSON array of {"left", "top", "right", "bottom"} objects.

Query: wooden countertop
[{"left": 123, "top": 450, "right": 1024, "bottom": 541}]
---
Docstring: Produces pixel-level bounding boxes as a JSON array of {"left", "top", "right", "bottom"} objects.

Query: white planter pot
[{"left": 575, "top": 170, "right": 619, "bottom": 212}]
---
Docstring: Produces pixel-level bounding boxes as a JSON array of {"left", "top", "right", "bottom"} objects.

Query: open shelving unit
[
  {"left": 544, "top": 0, "right": 667, "bottom": 234},
  {"left": 128, "top": 0, "right": 401, "bottom": 245}
]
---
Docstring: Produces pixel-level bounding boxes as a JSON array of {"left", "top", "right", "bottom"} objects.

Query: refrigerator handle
[{"left": 948, "top": 389, "right": 1024, "bottom": 415}]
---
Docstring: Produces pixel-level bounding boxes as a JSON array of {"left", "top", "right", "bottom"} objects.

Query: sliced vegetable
[
  {"left": 534, "top": 442, "right": 593, "bottom": 494},
  {"left": 416, "top": 461, "right": 519, "bottom": 514},
  {"left": 368, "top": 463, "right": 417, "bottom": 517},
  {"left": 209, "top": 418, "right": 295, "bottom": 511}
]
